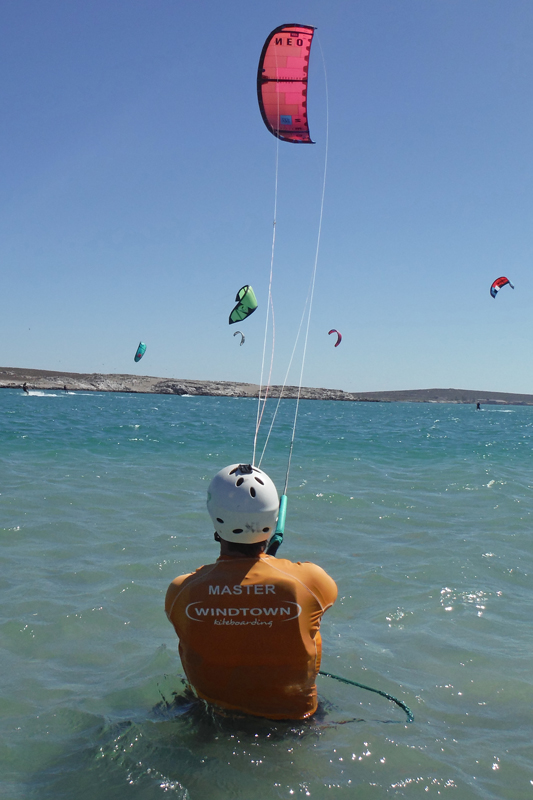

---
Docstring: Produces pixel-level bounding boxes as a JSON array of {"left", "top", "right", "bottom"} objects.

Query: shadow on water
[{"left": 29, "top": 678, "right": 364, "bottom": 800}]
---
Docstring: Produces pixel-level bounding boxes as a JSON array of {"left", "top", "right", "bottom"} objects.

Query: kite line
[
  {"left": 253, "top": 24, "right": 318, "bottom": 472},
  {"left": 251, "top": 26, "right": 414, "bottom": 723},
  {"left": 284, "top": 43, "right": 329, "bottom": 494},
  {"left": 252, "top": 128, "right": 279, "bottom": 467},
  {"left": 253, "top": 31, "right": 329, "bottom": 554}
]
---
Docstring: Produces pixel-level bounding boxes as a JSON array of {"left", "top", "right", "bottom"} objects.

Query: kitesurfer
[
  {"left": 165, "top": 463, "right": 337, "bottom": 720},
  {"left": 22, "top": 382, "right": 29, "bottom": 394}
]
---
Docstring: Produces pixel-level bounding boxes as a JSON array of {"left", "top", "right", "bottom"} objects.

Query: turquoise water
[{"left": 1, "top": 389, "right": 532, "bottom": 799}]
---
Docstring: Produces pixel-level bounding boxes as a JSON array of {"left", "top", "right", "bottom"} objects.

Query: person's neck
[{"left": 218, "top": 540, "right": 267, "bottom": 559}]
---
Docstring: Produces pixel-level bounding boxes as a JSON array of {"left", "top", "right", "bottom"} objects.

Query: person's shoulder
[
  {"left": 270, "top": 556, "right": 332, "bottom": 575},
  {"left": 266, "top": 556, "right": 336, "bottom": 589},
  {"left": 168, "top": 562, "right": 217, "bottom": 589},
  {"left": 272, "top": 556, "right": 338, "bottom": 607},
  {"left": 165, "top": 563, "right": 217, "bottom": 617}
]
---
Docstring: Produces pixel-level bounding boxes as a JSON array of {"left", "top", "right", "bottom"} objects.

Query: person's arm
[
  {"left": 165, "top": 573, "right": 192, "bottom": 621},
  {"left": 302, "top": 563, "right": 338, "bottom": 610}
]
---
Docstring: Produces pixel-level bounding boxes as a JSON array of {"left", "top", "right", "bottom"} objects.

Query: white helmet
[{"left": 207, "top": 463, "right": 279, "bottom": 543}]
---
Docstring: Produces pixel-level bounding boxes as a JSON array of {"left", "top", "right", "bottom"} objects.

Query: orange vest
[{"left": 165, "top": 553, "right": 337, "bottom": 719}]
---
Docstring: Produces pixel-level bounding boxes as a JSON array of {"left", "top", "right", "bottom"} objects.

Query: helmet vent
[
  {"left": 216, "top": 517, "right": 224, "bottom": 523},
  {"left": 255, "top": 477, "right": 265, "bottom": 485},
  {"left": 262, "top": 527, "right": 270, "bottom": 532},
  {"left": 250, "top": 487, "right": 256, "bottom": 497},
  {"left": 236, "top": 477, "right": 244, "bottom": 487},
  {"left": 232, "top": 528, "right": 243, "bottom": 534}
]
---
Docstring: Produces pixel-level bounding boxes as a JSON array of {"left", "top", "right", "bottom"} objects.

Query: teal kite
[
  {"left": 229, "top": 285, "right": 258, "bottom": 324},
  {"left": 134, "top": 342, "right": 146, "bottom": 362}
]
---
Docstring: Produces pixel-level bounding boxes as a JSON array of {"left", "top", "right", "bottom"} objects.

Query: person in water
[
  {"left": 165, "top": 463, "right": 338, "bottom": 720},
  {"left": 22, "top": 382, "right": 29, "bottom": 394}
]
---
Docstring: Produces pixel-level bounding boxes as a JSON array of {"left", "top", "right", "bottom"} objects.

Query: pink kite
[
  {"left": 328, "top": 329, "right": 342, "bottom": 347},
  {"left": 257, "top": 24, "right": 315, "bottom": 144}
]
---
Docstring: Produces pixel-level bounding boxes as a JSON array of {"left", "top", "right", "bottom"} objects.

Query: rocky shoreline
[{"left": 2, "top": 367, "right": 533, "bottom": 405}]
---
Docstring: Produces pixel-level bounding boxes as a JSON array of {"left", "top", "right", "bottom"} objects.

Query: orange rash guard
[{"left": 165, "top": 553, "right": 338, "bottom": 720}]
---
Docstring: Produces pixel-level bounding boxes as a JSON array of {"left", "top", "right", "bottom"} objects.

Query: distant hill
[{"left": 1, "top": 367, "right": 533, "bottom": 405}]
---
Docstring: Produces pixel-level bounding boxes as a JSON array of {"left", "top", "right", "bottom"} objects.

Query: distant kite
[
  {"left": 229, "top": 285, "right": 258, "bottom": 324},
  {"left": 233, "top": 330, "right": 245, "bottom": 346},
  {"left": 257, "top": 24, "right": 316, "bottom": 144},
  {"left": 134, "top": 342, "right": 146, "bottom": 362},
  {"left": 490, "top": 277, "right": 514, "bottom": 298},
  {"left": 328, "top": 329, "right": 342, "bottom": 347}
]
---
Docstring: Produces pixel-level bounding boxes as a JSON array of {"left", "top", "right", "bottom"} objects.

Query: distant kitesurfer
[
  {"left": 22, "top": 382, "right": 29, "bottom": 394},
  {"left": 63, "top": 385, "right": 68, "bottom": 392},
  {"left": 165, "top": 463, "right": 338, "bottom": 720},
  {"left": 476, "top": 402, "right": 481, "bottom": 410}
]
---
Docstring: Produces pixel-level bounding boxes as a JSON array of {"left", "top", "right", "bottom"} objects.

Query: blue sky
[{"left": 2, "top": 0, "right": 533, "bottom": 393}]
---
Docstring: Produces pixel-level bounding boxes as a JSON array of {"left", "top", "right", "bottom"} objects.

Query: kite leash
[{"left": 318, "top": 670, "right": 414, "bottom": 723}]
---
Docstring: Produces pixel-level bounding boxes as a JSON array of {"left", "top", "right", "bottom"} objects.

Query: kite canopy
[
  {"left": 257, "top": 23, "right": 315, "bottom": 144},
  {"left": 134, "top": 342, "right": 146, "bottom": 362},
  {"left": 229, "top": 286, "right": 258, "bottom": 324},
  {"left": 328, "top": 329, "right": 342, "bottom": 347},
  {"left": 233, "top": 330, "right": 245, "bottom": 346},
  {"left": 490, "top": 277, "right": 514, "bottom": 298}
]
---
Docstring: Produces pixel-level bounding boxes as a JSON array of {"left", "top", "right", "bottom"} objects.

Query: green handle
[
  {"left": 266, "top": 494, "right": 287, "bottom": 556},
  {"left": 276, "top": 494, "right": 287, "bottom": 535}
]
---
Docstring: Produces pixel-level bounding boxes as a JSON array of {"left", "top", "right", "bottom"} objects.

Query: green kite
[{"left": 229, "top": 285, "right": 258, "bottom": 324}]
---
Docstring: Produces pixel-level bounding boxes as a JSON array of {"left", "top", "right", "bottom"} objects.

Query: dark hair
[
  {"left": 214, "top": 532, "right": 267, "bottom": 557},
  {"left": 225, "top": 540, "right": 267, "bottom": 556}
]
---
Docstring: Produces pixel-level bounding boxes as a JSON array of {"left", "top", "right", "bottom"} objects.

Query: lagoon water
[{"left": 1, "top": 388, "right": 532, "bottom": 799}]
